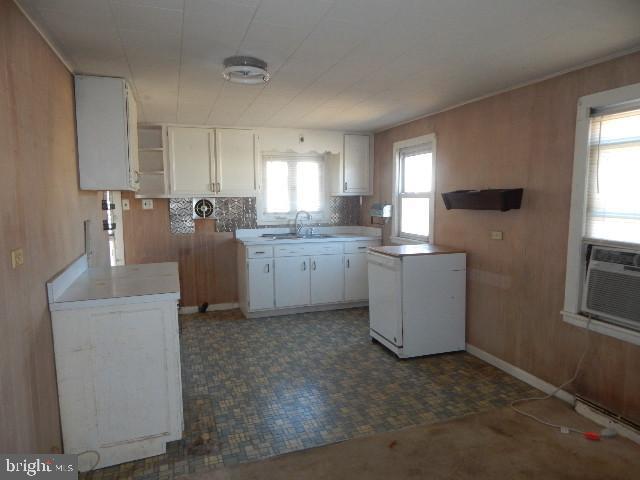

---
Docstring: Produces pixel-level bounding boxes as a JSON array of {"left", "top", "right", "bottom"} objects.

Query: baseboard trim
[
  {"left": 179, "top": 303, "right": 239, "bottom": 314},
  {"left": 465, "top": 344, "right": 575, "bottom": 404},
  {"left": 574, "top": 400, "right": 640, "bottom": 444}
]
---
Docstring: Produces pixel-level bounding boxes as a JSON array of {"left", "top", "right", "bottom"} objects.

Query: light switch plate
[
  {"left": 142, "top": 199, "right": 154, "bottom": 210},
  {"left": 490, "top": 231, "right": 504, "bottom": 240},
  {"left": 122, "top": 199, "right": 130, "bottom": 210}
]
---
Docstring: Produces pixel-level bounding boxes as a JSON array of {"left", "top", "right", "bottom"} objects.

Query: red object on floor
[{"left": 584, "top": 432, "right": 601, "bottom": 441}]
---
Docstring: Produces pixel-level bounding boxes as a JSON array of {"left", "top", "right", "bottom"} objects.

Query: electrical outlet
[
  {"left": 490, "top": 231, "right": 503, "bottom": 240},
  {"left": 142, "top": 199, "right": 154, "bottom": 210},
  {"left": 122, "top": 199, "right": 130, "bottom": 211},
  {"left": 11, "top": 248, "right": 24, "bottom": 269}
]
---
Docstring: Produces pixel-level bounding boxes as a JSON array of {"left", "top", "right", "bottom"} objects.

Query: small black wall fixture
[{"left": 441, "top": 188, "right": 523, "bottom": 212}]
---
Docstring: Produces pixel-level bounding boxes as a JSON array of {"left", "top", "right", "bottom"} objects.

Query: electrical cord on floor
[
  {"left": 77, "top": 450, "right": 101, "bottom": 471},
  {"left": 509, "top": 315, "right": 609, "bottom": 440}
]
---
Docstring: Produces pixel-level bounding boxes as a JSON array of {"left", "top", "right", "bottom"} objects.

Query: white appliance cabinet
[
  {"left": 167, "top": 126, "right": 256, "bottom": 196},
  {"left": 75, "top": 75, "right": 139, "bottom": 191},
  {"left": 47, "top": 258, "right": 183, "bottom": 471},
  {"left": 368, "top": 245, "right": 467, "bottom": 358},
  {"left": 237, "top": 239, "right": 380, "bottom": 317}
]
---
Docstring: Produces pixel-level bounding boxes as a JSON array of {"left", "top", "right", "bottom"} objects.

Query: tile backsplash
[{"left": 168, "top": 196, "right": 361, "bottom": 235}]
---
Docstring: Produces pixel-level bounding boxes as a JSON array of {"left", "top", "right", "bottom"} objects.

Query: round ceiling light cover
[{"left": 222, "top": 56, "right": 270, "bottom": 84}]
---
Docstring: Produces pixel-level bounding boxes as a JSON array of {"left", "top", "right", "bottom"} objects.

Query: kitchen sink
[{"left": 260, "top": 233, "right": 335, "bottom": 240}]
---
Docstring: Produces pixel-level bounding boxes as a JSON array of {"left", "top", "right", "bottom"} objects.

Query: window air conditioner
[{"left": 582, "top": 245, "right": 640, "bottom": 331}]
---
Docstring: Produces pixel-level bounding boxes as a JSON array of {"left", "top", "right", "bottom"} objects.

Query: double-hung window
[
  {"left": 259, "top": 154, "right": 326, "bottom": 223},
  {"left": 392, "top": 134, "right": 436, "bottom": 243},
  {"left": 586, "top": 107, "right": 640, "bottom": 243},
  {"left": 563, "top": 82, "right": 640, "bottom": 345}
]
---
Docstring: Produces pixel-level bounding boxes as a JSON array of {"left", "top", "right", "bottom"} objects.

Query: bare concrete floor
[{"left": 188, "top": 399, "right": 640, "bottom": 480}]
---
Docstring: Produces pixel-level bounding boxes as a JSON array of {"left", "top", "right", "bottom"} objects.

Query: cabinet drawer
[
  {"left": 274, "top": 244, "right": 309, "bottom": 257},
  {"left": 247, "top": 245, "right": 273, "bottom": 258},
  {"left": 344, "top": 240, "right": 380, "bottom": 254},
  {"left": 305, "top": 243, "right": 343, "bottom": 256}
]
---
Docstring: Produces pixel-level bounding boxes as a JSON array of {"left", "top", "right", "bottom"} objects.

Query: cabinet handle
[
  {"left": 312, "top": 261, "right": 316, "bottom": 270},
  {"left": 346, "top": 259, "right": 350, "bottom": 268},
  {"left": 216, "top": 182, "right": 221, "bottom": 193},
  {"left": 344, "top": 181, "right": 348, "bottom": 191},
  {"left": 255, "top": 251, "right": 265, "bottom": 254},
  {"left": 265, "top": 263, "right": 270, "bottom": 273},
  {"left": 302, "top": 261, "right": 307, "bottom": 271},
  {"left": 210, "top": 183, "right": 216, "bottom": 192}
]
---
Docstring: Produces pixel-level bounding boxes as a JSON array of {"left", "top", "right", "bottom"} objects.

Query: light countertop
[
  {"left": 50, "top": 261, "right": 180, "bottom": 311},
  {"left": 235, "top": 226, "right": 382, "bottom": 246},
  {"left": 369, "top": 244, "right": 466, "bottom": 257}
]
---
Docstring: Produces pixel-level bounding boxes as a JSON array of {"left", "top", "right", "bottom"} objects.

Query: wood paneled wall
[
  {"left": 0, "top": 0, "right": 108, "bottom": 452},
  {"left": 364, "top": 51, "right": 640, "bottom": 423},
  {"left": 121, "top": 193, "right": 238, "bottom": 307}
]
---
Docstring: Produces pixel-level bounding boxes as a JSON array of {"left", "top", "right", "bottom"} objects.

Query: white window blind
[
  {"left": 586, "top": 107, "right": 640, "bottom": 244},
  {"left": 263, "top": 154, "right": 325, "bottom": 219},
  {"left": 397, "top": 144, "right": 433, "bottom": 240}
]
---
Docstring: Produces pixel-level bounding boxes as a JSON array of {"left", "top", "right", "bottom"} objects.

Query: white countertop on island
[{"left": 48, "top": 256, "right": 180, "bottom": 311}]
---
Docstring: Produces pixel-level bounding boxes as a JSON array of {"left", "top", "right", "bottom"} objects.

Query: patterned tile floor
[{"left": 82, "top": 307, "right": 539, "bottom": 479}]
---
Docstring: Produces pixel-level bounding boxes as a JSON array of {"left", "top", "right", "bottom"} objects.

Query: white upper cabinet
[
  {"left": 168, "top": 126, "right": 215, "bottom": 195},
  {"left": 167, "top": 126, "right": 256, "bottom": 197},
  {"left": 343, "top": 134, "right": 372, "bottom": 194},
  {"left": 75, "top": 75, "right": 139, "bottom": 191},
  {"left": 216, "top": 129, "right": 256, "bottom": 196},
  {"left": 327, "top": 133, "right": 373, "bottom": 196}
]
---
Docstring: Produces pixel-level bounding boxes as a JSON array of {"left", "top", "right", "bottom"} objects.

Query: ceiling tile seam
[
  {"left": 264, "top": 4, "right": 403, "bottom": 127},
  {"left": 373, "top": 42, "right": 640, "bottom": 134},
  {"left": 231, "top": 0, "right": 341, "bottom": 126},
  {"left": 296, "top": 13, "right": 454, "bottom": 125},
  {"left": 175, "top": 0, "right": 187, "bottom": 123},
  {"left": 107, "top": 0, "right": 147, "bottom": 121},
  {"left": 204, "top": 0, "right": 265, "bottom": 124},
  {"left": 111, "top": 1, "right": 183, "bottom": 13}
]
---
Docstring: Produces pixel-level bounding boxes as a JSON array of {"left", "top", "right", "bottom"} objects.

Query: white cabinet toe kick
[{"left": 237, "top": 238, "right": 381, "bottom": 317}]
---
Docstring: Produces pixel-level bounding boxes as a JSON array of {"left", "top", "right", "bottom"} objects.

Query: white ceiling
[{"left": 16, "top": 0, "right": 640, "bottom": 131}]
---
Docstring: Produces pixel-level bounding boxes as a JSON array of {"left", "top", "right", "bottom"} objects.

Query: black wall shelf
[{"left": 442, "top": 188, "right": 523, "bottom": 212}]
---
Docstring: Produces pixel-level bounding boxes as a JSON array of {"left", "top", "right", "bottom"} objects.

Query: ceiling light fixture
[{"left": 222, "top": 56, "right": 270, "bottom": 85}]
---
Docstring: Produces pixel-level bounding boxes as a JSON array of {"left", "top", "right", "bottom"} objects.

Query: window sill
[
  {"left": 390, "top": 236, "right": 428, "bottom": 245},
  {"left": 561, "top": 310, "right": 640, "bottom": 346}
]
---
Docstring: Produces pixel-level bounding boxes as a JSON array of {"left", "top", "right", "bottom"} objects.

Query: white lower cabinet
[
  {"left": 310, "top": 255, "right": 345, "bottom": 304},
  {"left": 247, "top": 259, "right": 275, "bottom": 310},
  {"left": 237, "top": 239, "right": 381, "bottom": 316},
  {"left": 345, "top": 253, "right": 369, "bottom": 301},
  {"left": 275, "top": 256, "right": 311, "bottom": 307}
]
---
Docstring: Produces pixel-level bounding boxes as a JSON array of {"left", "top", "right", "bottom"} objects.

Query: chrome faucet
[{"left": 294, "top": 210, "right": 311, "bottom": 236}]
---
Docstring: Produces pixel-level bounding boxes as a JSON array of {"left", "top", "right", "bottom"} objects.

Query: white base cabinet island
[{"left": 47, "top": 257, "right": 183, "bottom": 471}]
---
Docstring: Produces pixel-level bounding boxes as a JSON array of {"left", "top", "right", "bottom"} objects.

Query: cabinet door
[
  {"left": 215, "top": 129, "right": 256, "bottom": 196},
  {"left": 343, "top": 134, "right": 371, "bottom": 193},
  {"left": 345, "top": 253, "right": 369, "bottom": 301},
  {"left": 274, "top": 257, "right": 310, "bottom": 308},
  {"left": 168, "top": 126, "right": 215, "bottom": 195},
  {"left": 310, "top": 255, "right": 345, "bottom": 304},
  {"left": 247, "top": 259, "right": 274, "bottom": 311},
  {"left": 75, "top": 75, "right": 132, "bottom": 190},
  {"left": 92, "top": 306, "right": 172, "bottom": 446}
]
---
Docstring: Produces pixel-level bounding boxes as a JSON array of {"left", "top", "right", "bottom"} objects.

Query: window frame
[
  {"left": 562, "top": 81, "right": 640, "bottom": 346},
  {"left": 391, "top": 134, "right": 436, "bottom": 245},
  {"left": 257, "top": 152, "right": 329, "bottom": 225}
]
